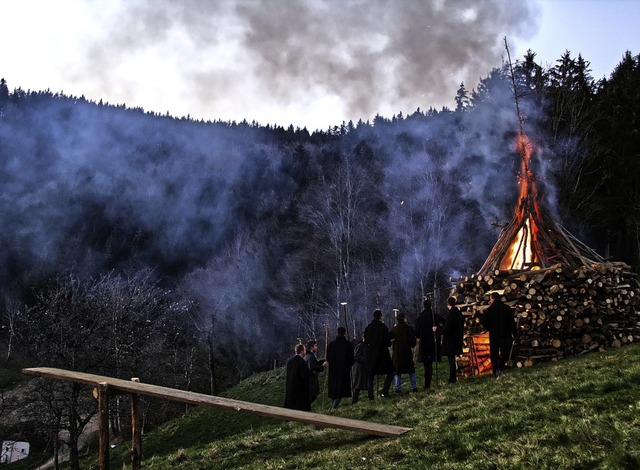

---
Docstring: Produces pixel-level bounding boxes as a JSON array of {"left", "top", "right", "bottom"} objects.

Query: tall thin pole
[
  {"left": 431, "top": 298, "right": 439, "bottom": 388},
  {"left": 341, "top": 302, "right": 350, "bottom": 340},
  {"left": 504, "top": 37, "right": 532, "bottom": 180},
  {"left": 503, "top": 37, "right": 525, "bottom": 136}
]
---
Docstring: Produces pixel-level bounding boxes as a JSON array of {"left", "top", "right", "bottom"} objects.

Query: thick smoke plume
[
  {"left": 1, "top": 1, "right": 552, "bottom": 373},
  {"left": 73, "top": 0, "right": 539, "bottom": 129}
]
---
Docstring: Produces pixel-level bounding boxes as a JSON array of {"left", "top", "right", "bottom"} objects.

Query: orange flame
[{"left": 499, "top": 133, "right": 541, "bottom": 270}]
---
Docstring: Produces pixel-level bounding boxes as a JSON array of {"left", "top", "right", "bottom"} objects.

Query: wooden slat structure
[
  {"left": 466, "top": 332, "right": 492, "bottom": 376},
  {"left": 22, "top": 367, "right": 411, "bottom": 469}
]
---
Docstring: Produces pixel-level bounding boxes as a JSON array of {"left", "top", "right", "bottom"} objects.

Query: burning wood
[
  {"left": 452, "top": 130, "right": 640, "bottom": 375},
  {"left": 478, "top": 133, "right": 602, "bottom": 275}
]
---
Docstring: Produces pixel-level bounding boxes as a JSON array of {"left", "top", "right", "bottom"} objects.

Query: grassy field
[
  {"left": 69, "top": 344, "right": 640, "bottom": 469},
  {"left": 2, "top": 345, "right": 639, "bottom": 468}
]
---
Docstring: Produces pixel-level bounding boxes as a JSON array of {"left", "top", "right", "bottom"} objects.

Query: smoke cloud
[{"left": 70, "top": 0, "right": 539, "bottom": 130}]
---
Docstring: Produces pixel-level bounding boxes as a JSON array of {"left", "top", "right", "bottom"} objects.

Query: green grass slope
[{"left": 81, "top": 344, "right": 640, "bottom": 469}]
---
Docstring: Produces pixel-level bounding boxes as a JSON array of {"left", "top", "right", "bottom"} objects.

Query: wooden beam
[{"left": 23, "top": 368, "right": 411, "bottom": 438}]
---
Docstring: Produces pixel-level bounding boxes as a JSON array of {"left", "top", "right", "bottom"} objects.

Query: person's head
[
  {"left": 490, "top": 292, "right": 500, "bottom": 303},
  {"left": 447, "top": 296, "right": 457, "bottom": 308},
  {"left": 306, "top": 340, "right": 318, "bottom": 352},
  {"left": 373, "top": 309, "right": 383, "bottom": 320},
  {"left": 295, "top": 343, "right": 306, "bottom": 355},
  {"left": 396, "top": 312, "right": 406, "bottom": 322},
  {"left": 337, "top": 326, "right": 346, "bottom": 336},
  {"left": 423, "top": 298, "right": 431, "bottom": 310}
]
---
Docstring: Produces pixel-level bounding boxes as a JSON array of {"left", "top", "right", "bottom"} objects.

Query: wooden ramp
[
  {"left": 23, "top": 367, "right": 410, "bottom": 437},
  {"left": 23, "top": 367, "right": 411, "bottom": 468}
]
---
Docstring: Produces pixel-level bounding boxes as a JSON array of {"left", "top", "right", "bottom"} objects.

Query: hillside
[{"left": 70, "top": 344, "right": 640, "bottom": 469}]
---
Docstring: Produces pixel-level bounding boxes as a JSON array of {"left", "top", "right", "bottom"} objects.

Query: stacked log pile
[{"left": 451, "top": 261, "right": 640, "bottom": 372}]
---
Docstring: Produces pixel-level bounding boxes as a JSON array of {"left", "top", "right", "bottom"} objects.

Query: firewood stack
[{"left": 451, "top": 260, "right": 640, "bottom": 372}]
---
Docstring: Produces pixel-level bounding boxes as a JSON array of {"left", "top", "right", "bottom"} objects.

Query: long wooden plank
[{"left": 22, "top": 367, "right": 411, "bottom": 437}]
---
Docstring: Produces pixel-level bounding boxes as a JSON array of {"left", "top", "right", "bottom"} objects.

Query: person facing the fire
[
  {"left": 364, "top": 309, "right": 395, "bottom": 399},
  {"left": 351, "top": 332, "right": 368, "bottom": 404},
  {"left": 391, "top": 311, "right": 418, "bottom": 393},
  {"left": 482, "top": 292, "right": 517, "bottom": 377},
  {"left": 304, "top": 339, "right": 327, "bottom": 405},
  {"left": 326, "top": 326, "right": 355, "bottom": 409},
  {"left": 415, "top": 298, "right": 444, "bottom": 390},
  {"left": 442, "top": 297, "right": 465, "bottom": 383},
  {"left": 284, "top": 343, "right": 311, "bottom": 411}
]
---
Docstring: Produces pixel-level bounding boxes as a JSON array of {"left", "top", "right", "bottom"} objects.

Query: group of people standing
[
  {"left": 284, "top": 294, "right": 517, "bottom": 411},
  {"left": 283, "top": 327, "right": 353, "bottom": 411}
]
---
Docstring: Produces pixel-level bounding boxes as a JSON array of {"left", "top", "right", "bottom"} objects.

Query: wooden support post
[
  {"left": 131, "top": 378, "right": 142, "bottom": 470},
  {"left": 97, "top": 382, "right": 110, "bottom": 470}
]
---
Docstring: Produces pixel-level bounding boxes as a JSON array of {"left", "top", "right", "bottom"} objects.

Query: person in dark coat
[
  {"left": 284, "top": 343, "right": 311, "bottom": 411},
  {"left": 304, "top": 339, "right": 326, "bottom": 404},
  {"left": 442, "top": 297, "right": 465, "bottom": 384},
  {"left": 351, "top": 333, "right": 368, "bottom": 404},
  {"left": 326, "top": 326, "right": 355, "bottom": 409},
  {"left": 414, "top": 298, "right": 444, "bottom": 390},
  {"left": 364, "top": 309, "right": 395, "bottom": 399},
  {"left": 481, "top": 292, "right": 517, "bottom": 377},
  {"left": 390, "top": 311, "right": 418, "bottom": 393}
]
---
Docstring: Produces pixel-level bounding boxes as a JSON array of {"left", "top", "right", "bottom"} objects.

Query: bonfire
[{"left": 450, "top": 131, "right": 640, "bottom": 376}]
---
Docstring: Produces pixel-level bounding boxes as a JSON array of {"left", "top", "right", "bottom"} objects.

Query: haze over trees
[{"left": 0, "top": 49, "right": 639, "bottom": 467}]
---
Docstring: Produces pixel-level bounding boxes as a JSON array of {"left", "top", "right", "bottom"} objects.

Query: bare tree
[
  {"left": 1, "top": 292, "right": 21, "bottom": 362},
  {"left": 15, "top": 270, "right": 186, "bottom": 470},
  {"left": 297, "top": 155, "right": 382, "bottom": 335}
]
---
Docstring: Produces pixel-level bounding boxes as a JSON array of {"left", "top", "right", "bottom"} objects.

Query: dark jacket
[
  {"left": 351, "top": 341, "right": 368, "bottom": 391},
  {"left": 441, "top": 306, "right": 465, "bottom": 357},
  {"left": 364, "top": 319, "right": 394, "bottom": 375},
  {"left": 390, "top": 320, "right": 416, "bottom": 374},
  {"left": 414, "top": 307, "right": 444, "bottom": 362},
  {"left": 284, "top": 354, "right": 311, "bottom": 411},
  {"left": 327, "top": 335, "right": 355, "bottom": 399},
  {"left": 304, "top": 351, "right": 325, "bottom": 402},
  {"left": 482, "top": 299, "right": 517, "bottom": 341}
]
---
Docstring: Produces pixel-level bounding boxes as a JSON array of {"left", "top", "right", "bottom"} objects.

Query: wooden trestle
[{"left": 22, "top": 367, "right": 412, "bottom": 469}]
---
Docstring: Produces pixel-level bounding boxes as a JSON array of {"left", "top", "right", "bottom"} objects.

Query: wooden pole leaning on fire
[{"left": 503, "top": 37, "right": 526, "bottom": 137}]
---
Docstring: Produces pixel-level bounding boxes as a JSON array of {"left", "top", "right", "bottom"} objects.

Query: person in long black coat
[
  {"left": 284, "top": 343, "right": 311, "bottom": 411},
  {"left": 481, "top": 292, "right": 517, "bottom": 377},
  {"left": 364, "top": 309, "right": 395, "bottom": 399},
  {"left": 390, "top": 312, "right": 418, "bottom": 393},
  {"left": 414, "top": 298, "right": 444, "bottom": 390},
  {"left": 442, "top": 297, "right": 465, "bottom": 384},
  {"left": 327, "top": 326, "right": 355, "bottom": 408},
  {"left": 351, "top": 333, "right": 368, "bottom": 404}
]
